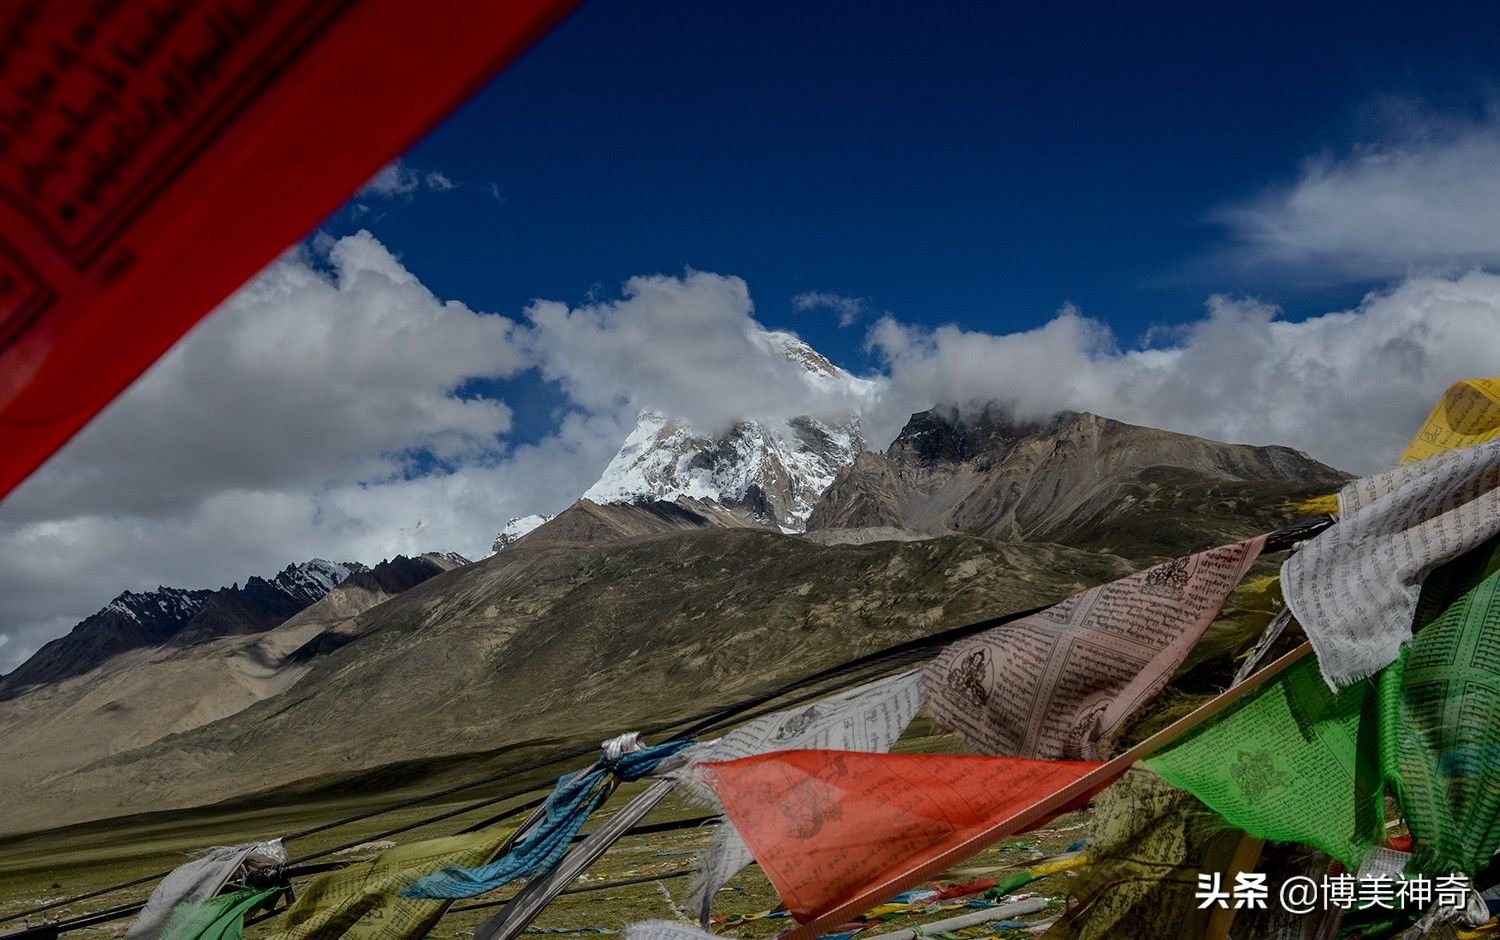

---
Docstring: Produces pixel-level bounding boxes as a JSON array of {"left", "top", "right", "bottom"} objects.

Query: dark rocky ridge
[
  {"left": 809, "top": 407, "right": 1350, "bottom": 557},
  {"left": 0, "top": 587, "right": 212, "bottom": 698},
  {"left": 0, "top": 554, "right": 469, "bottom": 810},
  {"left": 286, "top": 554, "right": 470, "bottom": 662},
  {"left": 0, "top": 561, "right": 362, "bottom": 700}
]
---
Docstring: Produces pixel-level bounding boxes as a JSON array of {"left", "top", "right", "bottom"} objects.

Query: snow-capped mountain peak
[
  {"left": 103, "top": 586, "right": 210, "bottom": 625},
  {"left": 580, "top": 330, "right": 872, "bottom": 531},
  {"left": 269, "top": 559, "right": 360, "bottom": 604},
  {"left": 490, "top": 514, "right": 553, "bottom": 555}
]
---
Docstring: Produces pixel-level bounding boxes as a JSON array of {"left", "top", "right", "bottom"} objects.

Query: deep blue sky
[{"left": 319, "top": 1, "right": 1500, "bottom": 442}]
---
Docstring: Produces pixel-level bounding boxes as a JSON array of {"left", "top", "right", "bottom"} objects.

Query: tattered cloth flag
[
  {"left": 474, "top": 775, "right": 682, "bottom": 940},
  {"left": 924, "top": 535, "right": 1266, "bottom": 760},
  {"left": 266, "top": 827, "right": 515, "bottom": 940},
  {"left": 161, "top": 886, "right": 284, "bottom": 940},
  {"left": 624, "top": 922, "right": 717, "bottom": 940},
  {"left": 683, "top": 670, "right": 925, "bottom": 923},
  {"left": 1287, "top": 377, "right": 1500, "bottom": 516},
  {"left": 1282, "top": 437, "right": 1500, "bottom": 689},
  {"left": 127, "top": 840, "right": 287, "bottom": 940},
  {"left": 402, "top": 736, "right": 693, "bottom": 900},
  {"left": 698, "top": 749, "right": 1101, "bottom": 924},
  {"left": 1400, "top": 378, "right": 1500, "bottom": 465},
  {"left": 1040, "top": 767, "right": 1243, "bottom": 940},
  {"left": 0, "top": 0, "right": 576, "bottom": 502},
  {"left": 1144, "top": 654, "right": 1384, "bottom": 870},
  {"left": 1380, "top": 536, "right": 1500, "bottom": 877}
]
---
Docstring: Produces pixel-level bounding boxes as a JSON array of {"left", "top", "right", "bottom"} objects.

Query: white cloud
[
  {"left": 1, "top": 231, "right": 527, "bottom": 524},
  {"left": 793, "top": 291, "right": 870, "bottom": 327},
  {"left": 3, "top": 229, "right": 1499, "bottom": 674},
  {"left": 358, "top": 160, "right": 461, "bottom": 201},
  {"left": 1213, "top": 110, "right": 1500, "bottom": 281},
  {"left": 866, "top": 273, "right": 1500, "bottom": 473},
  {"left": 524, "top": 272, "right": 874, "bottom": 433},
  {"left": 0, "top": 232, "right": 536, "bottom": 671},
  {"left": 360, "top": 161, "right": 422, "bottom": 197}
]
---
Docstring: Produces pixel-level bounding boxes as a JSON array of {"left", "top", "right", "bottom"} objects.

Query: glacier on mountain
[
  {"left": 580, "top": 331, "right": 876, "bottom": 530},
  {"left": 491, "top": 514, "right": 554, "bottom": 554}
]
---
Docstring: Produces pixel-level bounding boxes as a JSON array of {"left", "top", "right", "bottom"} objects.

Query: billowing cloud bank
[{"left": 3, "top": 231, "right": 1498, "bottom": 669}]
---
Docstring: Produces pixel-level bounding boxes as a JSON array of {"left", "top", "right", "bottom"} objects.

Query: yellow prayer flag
[
  {"left": 1399, "top": 377, "right": 1500, "bottom": 464},
  {"left": 1286, "top": 378, "right": 1500, "bottom": 516},
  {"left": 266, "top": 826, "right": 514, "bottom": 940}
]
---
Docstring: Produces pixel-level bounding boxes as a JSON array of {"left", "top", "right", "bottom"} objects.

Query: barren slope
[
  {"left": 7, "top": 530, "right": 1133, "bottom": 834},
  {"left": 809, "top": 407, "right": 1349, "bottom": 557},
  {"left": 0, "top": 555, "right": 464, "bottom": 808}
]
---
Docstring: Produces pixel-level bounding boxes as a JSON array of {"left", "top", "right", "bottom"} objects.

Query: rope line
[
  {"left": 0, "top": 596, "right": 1048, "bottom": 928},
  {"left": 1, "top": 515, "right": 1331, "bottom": 936}
]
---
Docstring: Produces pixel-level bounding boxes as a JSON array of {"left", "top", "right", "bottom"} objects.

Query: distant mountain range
[
  {"left": 0, "top": 559, "right": 360, "bottom": 699},
  {"left": 0, "top": 331, "right": 1349, "bottom": 836},
  {"left": 0, "top": 553, "right": 467, "bottom": 816}
]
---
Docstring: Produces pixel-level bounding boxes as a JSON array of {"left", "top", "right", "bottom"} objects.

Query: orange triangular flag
[{"left": 699, "top": 749, "right": 1102, "bottom": 923}]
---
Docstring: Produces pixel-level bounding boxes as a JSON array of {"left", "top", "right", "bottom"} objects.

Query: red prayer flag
[
  {"left": 0, "top": 0, "right": 577, "bottom": 500},
  {"left": 700, "top": 749, "right": 1104, "bottom": 926}
]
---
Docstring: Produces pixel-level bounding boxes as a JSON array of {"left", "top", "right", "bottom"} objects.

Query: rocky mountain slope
[
  {"left": 809, "top": 405, "right": 1349, "bottom": 557},
  {"left": 0, "top": 554, "right": 465, "bottom": 812},
  {"left": 510, "top": 497, "right": 767, "bottom": 548},
  {"left": 5, "top": 530, "right": 1135, "bottom": 833},
  {"left": 581, "top": 332, "right": 874, "bottom": 530},
  {"left": 0, "top": 382, "right": 1352, "bottom": 835},
  {"left": 0, "top": 560, "right": 359, "bottom": 699}
]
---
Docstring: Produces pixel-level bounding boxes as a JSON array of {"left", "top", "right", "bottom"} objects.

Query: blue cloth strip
[{"left": 401, "top": 738, "right": 694, "bottom": 900}]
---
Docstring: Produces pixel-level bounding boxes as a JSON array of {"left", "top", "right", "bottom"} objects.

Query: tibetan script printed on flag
[
  {"left": 924, "top": 536, "right": 1266, "bottom": 759},
  {"left": 0, "top": 0, "right": 573, "bottom": 499}
]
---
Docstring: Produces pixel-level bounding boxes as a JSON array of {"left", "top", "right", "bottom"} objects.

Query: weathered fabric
[
  {"left": 683, "top": 670, "right": 924, "bottom": 923},
  {"left": 1400, "top": 378, "right": 1500, "bottom": 465},
  {"left": 1282, "top": 437, "right": 1500, "bottom": 689},
  {"left": 699, "top": 748, "right": 1101, "bottom": 924},
  {"left": 401, "top": 738, "right": 693, "bottom": 900},
  {"left": 1042, "top": 768, "right": 1239, "bottom": 940},
  {"left": 1357, "top": 845, "right": 1411, "bottom": 881},
  {"left": 1284, "top": 377, "right": 1500, "bottom": 525},
  {"left": 474, "top": 778, "right": 679, "bottom": 940},
  {"left": 160, "top": 886, "right": 283, "bottom": 940},
  {"left": 925, "top": 536, "right": 1266, "bottom": 760},
  {"left": 266, "top": 827, "right": 514, "bottom": 940},
  {"left": 1380, "top": 537, "right": 1500, "bottom": 877},
  {"left": 126, "top": 840, "right": 286, "bottom": 940},
  {"left": 624, "top": 922, "right": 715, "bottom": 940},
  {"left": 1145, "top": 655, "right": 1384, "bottom": 870}
]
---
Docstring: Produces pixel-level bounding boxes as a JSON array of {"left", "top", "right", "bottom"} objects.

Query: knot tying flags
[
  {"left": 400, "top": 735, "right": 694, "bottom": 900},
  {"left": 601, "top": 731, "right": 644, "bottom": 766}
]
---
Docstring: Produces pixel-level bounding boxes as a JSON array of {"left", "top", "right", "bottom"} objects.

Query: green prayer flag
[
  {"left": 162, "top": 886, "right": 283, "bottom": 940},
  {"left": 1144, "top": 655, "right": 1384, "bottom": 869},
  {"left": 1380, "top": 537, "right": 1500, "bottom": 877}
]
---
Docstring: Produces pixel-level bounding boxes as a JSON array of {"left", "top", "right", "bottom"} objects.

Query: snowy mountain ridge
[
  {"left": 269, "top": 559, "right": 359, "bottom": 603},
  {"left": 103, "top": 586, "right": 212, "bottom": 625},
  {"left": 580, "top": 331, "right": 876, "bottom": 531},
  {"left": 491, "top": 514, "right": 554, "bottom": 555}
]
